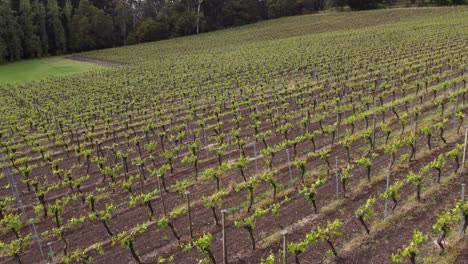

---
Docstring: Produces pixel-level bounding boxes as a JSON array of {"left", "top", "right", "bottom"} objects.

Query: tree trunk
[
  {"left": 15, "top": 254, "right": 22, "bottom": 264},
  {"left": 391, "top": 197, "right": 398, "bottom": 211},
  {"left": 427, "top": 134, "right": 432, "bottom": 149},
  {"left": 211, "top": 207, "right": 219, "bottom": 226},
  {"left": 247, "top": 188, "right": 254, "bottom": 212},
  {"left": 367, "top": 135, "right": 374, "bottom": 150},
  {"left": 409, "top": 252, "right": 416, "bottom": 264},
  {"left": 311, "top": 138, "right": 316, "bottom": 153},
  {"left": 239, "top": 167, "right": 246, "bottom": 182},
  {"left": 129, "top": 241, "right": 142, "bottom": 264},
  {"left": 410, "top": 144, "right": 416, "bottom": 160},
  {"left": 416, "top": 185, "right": 421, "bottom": 202},
  {"left": 161, "top": 175, "right": 168, "bottom": 192},
  {"left": 385, "top": 131, "right": 391, "bottom": 145},
  {"left": 358, "top": 215, "right": 370, "bottom": 234},
  {"left": 366, "top": 166, "right": 371, "bottom": 182},
  {"left": 246, "top": 226, "right": 256, "bottom": 250},
  {"left": 41, "top": 198, "right": 48, "bottom": 218},
  {"left": 101, "top": 220, "right": 113, "bottom": 237},
  {"left": 62, "top": 236, "right": 68, "bottom": 254},
  {"left": 54, "top": 211, "right": 61, "bottom": 228},
  {"left": 123, "top": 157, "right": 128, "bottom": 174},
  {"left": 342, "top": 178, "right": 346, "bottom": 198},
  {"left": 326, "top": 239, "right": 337, "bottom": 256},
  {"left": 392, "top": 107, "right": 399, "bottom": 120},
  {"left": 147, "top": 202, "right": 154, "bottom": 218},
  {"left": 440, "top": 127, "right": 446, "bottom": 144},
  {"left": 207, "top": 249, "right": 216, "bottom": 264},
  {"left": 325, "top": 158, "right": 331, "bottom": 176},
  {"left": 312, "top": 198, "right": 318, "bottom": 214},
  {"left": 25, "top": 176, "right": 31, "bottom": 192},
  {"left": 437, "top": 231, "right": 446, "bottom": 255},
  {"left": 168, "top": 221, "right": 180, "bottom": 240}
]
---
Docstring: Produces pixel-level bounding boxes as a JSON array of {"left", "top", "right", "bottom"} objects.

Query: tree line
[{"left": 0, "top": 0, "right": 466, "bottom": 63}]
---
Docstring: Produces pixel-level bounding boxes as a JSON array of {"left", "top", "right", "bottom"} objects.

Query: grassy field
[{"left": 0, "top": 57, "right": 101, "bottom": 85}]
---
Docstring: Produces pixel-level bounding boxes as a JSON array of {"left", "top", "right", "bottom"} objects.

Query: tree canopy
[{"left": 0, "top": 0, "right": 466, "bottom": 63}]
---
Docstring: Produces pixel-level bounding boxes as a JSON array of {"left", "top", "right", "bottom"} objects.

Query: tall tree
[
  {"left": 113, "top": 0, "right": 131, "bottom": 45},
  {"left": 71, "top": 0, "right": 96, "bottom": 51},
  {"left": 71, "top": 0, "right": 113, "bottom": 51},
  {"left": 47, "top": 0, "right": 67, "bottom": 54},
  {"left": 268, "top": 0, "right": 299, "bottom": 18},
  {"left": 18, "top": 0, "right": 42, "bottom": 58},
  {"left": 0, "top": 36, "right": 7, "bottom": 63},
  {"left": 62, "top": 0, "right": 73, "bottom": 52},
  {"left": 0, "top": 0, "right": 8, "bottom": 62},
  {"left": 33, "top": 0, "right": 49, "bottom": 56},
  {"left": 0, "top": 0, "right": 22, "bottom": 61},
  {"left": 95, "top": 8, "right": 114, "bottom": 47},
  {"left": 347, "top": 0, "right": 384, "bottom": 10}
]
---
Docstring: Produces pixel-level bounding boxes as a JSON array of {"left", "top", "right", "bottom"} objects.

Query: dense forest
[{"left": 0, "top": 0, "right": 466, "bottom": 63}]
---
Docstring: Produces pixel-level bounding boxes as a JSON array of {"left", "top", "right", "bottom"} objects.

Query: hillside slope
[{"left": 0, "top": 7, "right": 468, "bottom": 264}]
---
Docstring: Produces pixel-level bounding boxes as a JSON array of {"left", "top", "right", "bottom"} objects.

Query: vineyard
[{"left": 1, "top": 6, "right": 468, "bottom": 264}]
